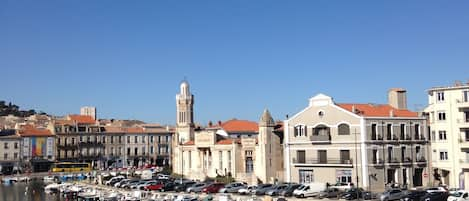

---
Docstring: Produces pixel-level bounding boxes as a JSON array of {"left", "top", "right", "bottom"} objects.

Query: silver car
[
  {"left": 219, "top": 182, "right": 246, "bottom": 193},
  {"left": 380, "top": 189, "right": 406, "bottom": 201}
]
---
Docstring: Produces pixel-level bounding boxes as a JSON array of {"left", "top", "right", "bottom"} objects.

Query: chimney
[
  {"left": 388, "top": 88, "right": 407, "bottom": 110},
  {"left": 389, "top": 109, "right": 394, "bottom": 117},
  {"left": 208, "top": 121, "right": 213, "bottom": 127},
  {"left": 218, "top": 120, "right": 222, "bottom": 126}
]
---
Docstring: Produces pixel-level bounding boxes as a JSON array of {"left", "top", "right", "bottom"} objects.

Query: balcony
[
  {"left": 57, "top": 144, "right": 79, "bottom": 150},
  {"left": 416, "top": 156, "right": 427, "bottom": 167},
  {"left": 371, "top": 159, "right": 385, "bottom": 169},
  {"left": 292, "top": 158, "right": 353, "bottom": 167},
  {"left": 456, "top": 99, "right": 469, "bottom": 108},
  {"left": 385, "top": 134, "right": 399, "bottom": 144},
  {"left": 402, "top": 157, "right": 413, "bottom": 166},
  {"left": 310, "top": 134, "right": 331, "bottom": 143},
  {"left": 79, "top": 142, "right": 105, "bottom": 148},
  {"left": 387, "top": 157, "right": 400, "bottom": 166},
  {"left": 414, "top": 136, "right": 428, "bottom": 144},
  {"left": 457, "top": 119, "right": 469, "bottom": 128},
  {"left": 459, "top": 137, "right": 469, "bottom": 148},
  {"left": 460, "top": 159, "right": 469, "bottom": 169},
  {"left": 369, "top": 134, "right": 384, "bottom": 143}
]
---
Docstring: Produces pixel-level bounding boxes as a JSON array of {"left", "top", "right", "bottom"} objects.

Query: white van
[{"left": 293, "top": 183, "right": 327, "bottom": 198}]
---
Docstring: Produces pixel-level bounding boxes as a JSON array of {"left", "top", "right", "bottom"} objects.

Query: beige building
[
  {"left": 285, "top": 89, "right": 430, "bottom": 191},
  {"left": 424, "top": 83, "right": 469, "bottom": 189},
  {"left": 80, "top": 106, "right": 97, "bottom": 120},
  {"left": 172, "top": 81, "right": 284, "bottom": 184},
  {"left": 0, "top": 129, "right": 21, "bottom": 174}
]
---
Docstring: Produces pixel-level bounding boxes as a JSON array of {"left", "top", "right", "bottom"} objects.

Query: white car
[
  {"left": 238, "top": 185, "right": 256, "bottom": 195},
  {"left": 426, "top": 187, "right": 448, "bottom": 193},
  {"left": 448, "top": 190, "right": 469, "bottom": 201},
  {"left": 157, "top": 174, "right": 170, "bottom": 180},
  {"left": 330, "top": 182, "right": 354, "bottom": 190}
]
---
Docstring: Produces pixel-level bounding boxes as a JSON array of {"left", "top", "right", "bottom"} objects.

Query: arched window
[{"left": 338, "top": 124, "right": 350, "bottom": 135}]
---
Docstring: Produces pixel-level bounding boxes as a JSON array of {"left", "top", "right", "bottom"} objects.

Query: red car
[
  {"left": 144, "top": 181, "right": 165, "bottom": 191},
  {"left": 202, "top": 183, "right": 226, "bottom": 193}
]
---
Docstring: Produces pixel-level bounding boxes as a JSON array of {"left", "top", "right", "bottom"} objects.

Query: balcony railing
[
  {"left": 388, "top": 157, "right": 400, "bottom": 164},
  {"left": 79, "top": 142, "right": 105, "bottom": 147},
  {"left": 417, "top": 156, "right": 427, "bottom": 163},
  {"left": 57, "top": 144, "right": 79, "bottom": 150},
  {"left": 310, "top": 134, "right": 331, "bottom": 142},
  {"left": 370, "top": 134, "right": 383, "bottom": 141},
  {"left": 371, "top": 158, "right": 385, "bottom": 165},
  {"left": 293, "top": 158, "right": 352, "bottom": 165}
]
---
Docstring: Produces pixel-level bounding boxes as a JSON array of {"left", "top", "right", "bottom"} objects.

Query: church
[{"left": 171, "top": 81, "right": 284, "bottom": 184}]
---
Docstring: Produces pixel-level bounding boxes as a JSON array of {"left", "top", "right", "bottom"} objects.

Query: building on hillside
[
  {"left": 53, "top": 115, "right": 105, "bottom": 169},
  {"left": 284, "top": 89, "right": 431, "bottom": 192},
  {"left": 172, "top": 81, "right": 284, "bottom": 184},
  {"left": 0, "top": 129, "right": 21, "bottom": 174},
  {"left": 424, "top": 82, "right": 469, "bottom": 189},
  {"left": 17, "top": 125, "right": 55, "bottom": 172},
  {"left": 80, "top": 106, "right": 97, "bottom": 120}
]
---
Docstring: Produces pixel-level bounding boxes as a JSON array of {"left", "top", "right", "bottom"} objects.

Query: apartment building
[
  {"left": 424, "top": 83, "right": 469, "bottom": 189},
  {"left": 284, "top": 89, "right": 430, "bottom": 192},
  {"left": 53, "top": 115, "right": 105, "bottom": 168},
  {"left": 0, "top": 129, "right": 21, "bottom": 174}
]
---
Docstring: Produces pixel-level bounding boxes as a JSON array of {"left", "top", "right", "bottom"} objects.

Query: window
[
  {"left": 438, "top": 131, "right": 447, "bottom": 141},
  {"left": 219, "top": 151, "right": 223, "bottom": 169},
  {"left": 437, "top": 92, "right": 445, "bottom": 102},
  {"left": 150, "top": 136, "right": 154, "bottom": 143},
  {"left": 340, "top": 150, "right": 350, "bottom": 163},
  {"left": 118, "top": 147, "right": 122, "bottom": 155},
  {"left": 438, "top": 112, "right": 446, "bottom": 121},
  {"left": 111, "top": 136, "right": 114, "bottom": 143},
  {"left": 245, "top": 152, "right": 253, "bottom": 173},
  {"left": 4, "top": 153, "right": 7, "bottom": 159},
  {"left": 87, "top": 136, "right": 90, "bottom": 142},
  {"left": 387, "top": 124, "right": 393, "bottom": 140},
  {"left": 431, "top": 131, "right": 436, "bottom": 142},
  {"left": 142, "top": 136, "right": 145, "bottom": 143},
  {"left": 14, "top": 142, "right": 18, "bottom": 149},
  {"left": 372, "top": 149, "right": 379, "bottom": 164},
  {"left": 127, "top": 148, "right": 130, "bottom": 155},
  {"left": 371, "top": 124, "right": 378, "bottom": 140},
  {"left": 150, "top": 146, "right": 154, "bottom": 154},
  {"left": 400, "top": 124, "right": 406, "bottom": 139},
  {"left": 134, "top": 136, "right": 138, "bottom": 143},
  {"left": 338, "top": 124, "right": 350, "bottom": 135},
  {"left": 465, "top": 130, "right": 469, "bottom": 141},
  {"left": 127, "top": 136, "right": 130, "bottom": 143},
  {"left": 118, "top": 136, "right": 121, "bottom": 143},
  {"left": 439, "top": 151, "right": 448, "bottom": 160},
  {"left": 134, "top": 147, "right": 138, "bottom": 156},
  {"left": 414, "top": 124, "right": 420, "bottom": 139},
  {"left": 14, "top": 153, "right": 17, "bottom": 159},
  {"left": 297, "top": 150, "right": 306, "bottom": 163},
  {"left": 299, "top": 169, "right": 314, "bottom": 183},
  {"left": 102, "top": 136, "right": 105, "bottom": 143},
  {"left": 142, "top": 146, "right": 145, "bottom": 155},
  {"left": 294, "top": 125, "right": 307, "bottom": 137},
  {"left": 464, "top": 91, "right": 469, "bottom": 102},
  {"left": 111, "top": 147, "right": 114, "bottom": 155},
  {"left": 388, "top": 146, "right": 394, "bottom": 162},
  {"left": 227, "top": 151, "right": 231, "bottom": 173},
  {"left": 79, "top": 136, "right": 83, "bottom": 142},
  {"left": 165, "top": 136, "right": 169, "bottom": 142},
  {"left": 318, "top": 150, "right": 327, "bottom": 163}
]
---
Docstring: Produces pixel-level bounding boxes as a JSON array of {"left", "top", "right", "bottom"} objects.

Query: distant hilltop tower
[
  {"left": 80, "top": 106, "right": 97, "bottom": 120},
  {"left": 175, "top": 80, "right": 194, "bottom": 144}
]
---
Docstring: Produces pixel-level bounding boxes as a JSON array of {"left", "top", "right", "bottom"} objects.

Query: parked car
[
  {"left": 202, "top": 183, "right": 226, "bottom": 194},
  {"left": 219, "top": 182, "right": 246, "bottom": 193},
  {"left": 114, "top": 179, "right": 130, "bottom": 188},
  {"left": 253, "top": 184, "right": 274, "bottom": 195},
  {"left": 157, "top": 174, "right": 170, "bottom": 180},
  {"left": 174, "top": 181, "right": 196, "bottom": 192},
  {"left": 131, "top": 180, "right": 150, "bottom": 189},
  {"left": 145, "top": 181, "right": 165, "bottom": 191},
  {"left": 293, "top": 183, "right": 327, "bottom": 198},
  {"left": 448, "top": 190, "right": 469, "bottom": 201},
  {"left": 399, "top": 190, "right": 427, "bottom": 201},
  {"left": 279, "top": 184, "right": 301, "bottom": 197},
  {"left": 187, "top": 182, "right": 209, "bottom": 193},
  {"left": 426, "top": 187, "right": 448, "bottom": 193},
  {"left": 121, "top": 180, "right": 140, "bottom": 189},
  {"left": 379, "top": 189, "right": 406, "bottom": 201},
  {"left": 420, "top": 191, "right": 449, "bottom": 201},
  {"left": 238, "top": 185, "right": 257, "bottom": 195},
  {"left": 105, "top": 176, "right": 125, "bottom": 186},
  {"left": 266, "top": 184, "right": 289, "bottom": 196},
  {"left": 318, "top": 188, "right": 341, "bottom": 199},
  {"left": 341, "top": 188, "right": 367, "bottom": 200},
  {"left": 136, "top": 180, "right": 157, "bottom": 190},
  {"left": 330, "top": 182, "right": 354, "bottom": 191}
]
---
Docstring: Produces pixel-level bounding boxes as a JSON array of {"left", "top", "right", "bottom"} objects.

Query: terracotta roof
[
  {"left": 68, "top": 115, "right": 96, "bottom": 124},
  {"left": 54, "top": 119, "right": 75, "bottom": 125},
  {"left": 216, "top": 139, "right": 234, "bottom": 145},
  {"left": 337, "top": 104, "right": 418, "bottom": 118},
  {"left": 220, "top": 119, "right": 258, "bottom": 133},
  {"left": 124, "top": 127, "right": 145, "bottom": 133},
  {"left": 18, "top": 125, "right": 53, "bottom": 137},
  {"left": 183, "top": 140, "right": 195, "bottom": 145}
]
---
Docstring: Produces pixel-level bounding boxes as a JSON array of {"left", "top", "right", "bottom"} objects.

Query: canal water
[{"left": 0, "top": 180, "right": 62, "bottom": 201}]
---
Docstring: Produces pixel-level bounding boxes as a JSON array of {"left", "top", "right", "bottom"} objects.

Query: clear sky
[{"left": 1, "top": 1, "right": 468, "bottom": 125}]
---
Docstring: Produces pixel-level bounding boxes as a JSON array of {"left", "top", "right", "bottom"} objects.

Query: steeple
[
  {"left": 176, "top": 80, "right": 194, "bottom": 143},
  {"left": 259, "top": 109, "right": 275, "bottom": 127}
]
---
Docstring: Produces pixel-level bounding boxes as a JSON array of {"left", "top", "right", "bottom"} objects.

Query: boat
[
  {"left": 43, "top": 175, "right": 55, "bottom": 183},
  {"left": 1, "top": 177, "right": 18, "bottom": 185},
  {"left": 17, "top": 176, "right": 31, "bottom": 182},
  {"left": 44, "top": 183, "right": 61, "bottom": 193}
]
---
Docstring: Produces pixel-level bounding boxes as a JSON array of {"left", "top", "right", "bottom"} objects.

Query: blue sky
[{"left": 1, "top": 1, "right": 468, "bottom": 125}]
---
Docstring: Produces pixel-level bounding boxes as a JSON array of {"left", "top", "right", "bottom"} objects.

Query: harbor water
[{"left": 0, "top": 179, "right": 62, "bottom": 201}]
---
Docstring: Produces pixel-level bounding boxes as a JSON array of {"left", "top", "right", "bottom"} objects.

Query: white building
[
  {"left": 424, "top": 83, "right": 469, "bottom": 189},
  {"left": 80, "top": 106, "right": 97, "bottom": 120}
]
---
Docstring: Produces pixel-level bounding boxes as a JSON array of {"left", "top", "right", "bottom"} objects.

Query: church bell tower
[{"left": 175, "top": 80, "right": 194, "bottom": 144}]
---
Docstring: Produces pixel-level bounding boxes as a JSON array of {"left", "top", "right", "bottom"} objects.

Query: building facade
[
  {"left": 0, "top": 129, "right": 21, "bottom": 174},
  {"left": 424, "top": 83, "right": 469, "bottom": 189},
  {"left": 285, "top": 89, "right": 430, "bottom": 192},
  {"left": 18, "top": 125, "right": 55, "bottom": 172}
]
